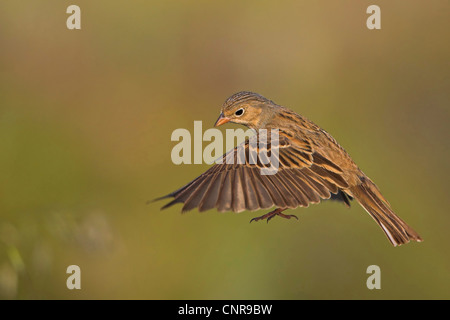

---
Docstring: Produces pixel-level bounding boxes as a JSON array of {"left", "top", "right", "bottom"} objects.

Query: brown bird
[{"left": 158, "top": 91, "right": 423, "bottom": 247}]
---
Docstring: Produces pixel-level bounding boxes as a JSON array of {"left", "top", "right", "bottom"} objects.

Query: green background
[{"left": 0, "top": 1, "right": 449, "bottom": 299}]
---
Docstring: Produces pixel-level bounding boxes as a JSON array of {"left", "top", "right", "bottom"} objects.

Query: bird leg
[{"left": 250, "top": 208, "right": 298, "bottom": 223}]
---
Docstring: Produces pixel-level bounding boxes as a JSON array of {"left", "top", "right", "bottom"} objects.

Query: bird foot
[{"left": 250, "top": 208, "right": 298, "bottom": 223}]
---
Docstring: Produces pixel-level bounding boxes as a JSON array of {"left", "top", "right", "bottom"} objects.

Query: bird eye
[{"left": 235, "top": 108, "right": 244, "bottom": 116}]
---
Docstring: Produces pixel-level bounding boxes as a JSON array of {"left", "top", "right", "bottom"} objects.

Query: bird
[{"left": 157, "top": 91, "right": 423, "bottom": 247}]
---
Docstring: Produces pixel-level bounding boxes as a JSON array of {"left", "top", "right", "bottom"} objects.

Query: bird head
[{"left": 214, "top": 91, "right": 276, "bottom": 130}]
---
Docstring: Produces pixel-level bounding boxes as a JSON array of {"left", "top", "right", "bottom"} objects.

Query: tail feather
[{"left": 350, "top": 177, "right": 423, "bottom": 247}]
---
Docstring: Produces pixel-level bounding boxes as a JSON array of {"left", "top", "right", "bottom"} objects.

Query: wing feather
[{"left": 159, "top": 132, "right": 350, "bottom": 212}]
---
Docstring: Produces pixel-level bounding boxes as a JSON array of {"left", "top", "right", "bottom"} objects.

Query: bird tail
[{"left": 350, "top": 176, "right": 423, "bottom": 247}]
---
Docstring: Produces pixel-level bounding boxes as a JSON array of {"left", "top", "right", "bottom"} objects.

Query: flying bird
[{"left": 157, "top": 91, "right": 423, "bottom": 247}]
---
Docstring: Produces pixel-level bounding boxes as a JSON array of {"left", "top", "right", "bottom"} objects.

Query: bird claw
[
  {"left": 249, "top": 209, "right": 297, "bottom": 223},
  {"left": 249, "top": 214, "right": 271, "bottom": 223}
]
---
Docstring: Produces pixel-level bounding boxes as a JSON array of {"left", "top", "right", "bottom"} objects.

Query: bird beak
[{"left": 214, "top": 112, "right": 230, "bottom": 127}]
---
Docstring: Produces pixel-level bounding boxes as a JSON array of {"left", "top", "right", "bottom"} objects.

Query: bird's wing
[{"left": 159, "top": 131, "right": 352, "bottom": 213}]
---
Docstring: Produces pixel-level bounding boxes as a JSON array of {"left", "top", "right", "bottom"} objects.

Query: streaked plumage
[{"left": 157, "top": 91, "right": 423, "bottom": 247}]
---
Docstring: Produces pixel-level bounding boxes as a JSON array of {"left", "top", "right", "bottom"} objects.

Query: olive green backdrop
[{"left": 0, "top": 1, "right": 449, "bottom": 299}]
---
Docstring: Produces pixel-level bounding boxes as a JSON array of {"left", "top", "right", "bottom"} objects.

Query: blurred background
[{"left": 0, "top": 1, "right": 449, "bottom": 299}]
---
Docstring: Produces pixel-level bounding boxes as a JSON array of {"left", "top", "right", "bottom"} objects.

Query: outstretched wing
[{"left": 158, "top": 131, "right": 352, "bottom": 213}]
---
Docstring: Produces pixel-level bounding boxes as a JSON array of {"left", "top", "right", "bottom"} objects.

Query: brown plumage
[{"left": 157, "top": 91, "right": 423, "bottom": 247}]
